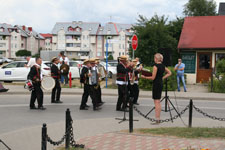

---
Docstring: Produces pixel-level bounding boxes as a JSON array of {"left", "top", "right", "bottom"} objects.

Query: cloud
[{"left": 0, "top": 0, "right": 223, "bottom": 33}]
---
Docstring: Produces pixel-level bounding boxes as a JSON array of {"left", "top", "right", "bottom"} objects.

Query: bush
[
  {"left": 16, "top": 49, "right": 31, "bottom": 57},
  {"left": 139, "top": 66, "right": 178, "bottom": 91}
]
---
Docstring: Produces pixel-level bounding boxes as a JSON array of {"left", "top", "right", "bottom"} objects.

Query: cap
[{"left": 89, "top": 58, "right": 96, "bottom": 63}]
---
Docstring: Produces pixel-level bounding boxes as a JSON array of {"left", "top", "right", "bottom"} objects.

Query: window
[
  {"left": 216, "top": 53, "right": 225, "bottom": 62},
  {"left": 122, "top": 52, "right": 124, "bottom": 55},
  {"left": 66, "top": 43, "right": 73, "bottom": 47},
  {"left": 119, "top": 44, "right": 121, "bottom": 49},
  {"left": 97, "top": 36, "right": 102, "bottom": 41},
  {"left": 86, "top": 35, "right": 89, "bottom": 40},
  {"left": 17, "top": 62, "right": 26, "bottom": 67},
  {"left": 15, "top": 44, "right": 17, "bottom": 48},
  {"left": 3, "top": 63, "right": 17, "bottom": 68},
  {"left": 119, "top": 52, "right": 121, "bottom": 56},
  {"left": 11, "top": 44, "right": 13, "bottom": 48},
  {"left": 15, "top": 36, "right": 17, "bottom": 40},
  {"left": 199, "top": 54, "right": 210, "bottom": 69},
  {"left": 122, "top": 44, "right": 125, "bottom": 49},
  {"left": 97, "top": 52, "right": 102, "bottom": 56},
  {"left": 83, "top": 35, "right": 85, "bottom": 40},
  {"left": 0, "top": 43, "right": 6, "bottom": 47}
]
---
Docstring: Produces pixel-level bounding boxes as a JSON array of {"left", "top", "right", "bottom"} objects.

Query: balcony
[
  {"left": 66, "top": 39, "right": 81, "bottom": 43},
  {"left": 66, "top": 47, "right": 81, "bottom": 51}
]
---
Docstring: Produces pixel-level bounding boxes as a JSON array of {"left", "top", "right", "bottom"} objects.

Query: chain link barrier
[
  {"left": 45, "top": 112, "right": 85, "bottom": 148},
  {"left": 133, "top": 105, "right": 189, "bottom": 123},
  {"left": 193, "top": 105, "right": 225, "bottom": 121}
]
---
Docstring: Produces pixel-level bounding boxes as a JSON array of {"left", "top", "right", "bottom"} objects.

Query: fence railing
[
  {"left": 41, "top": 108, "right": 85, "bottom": 150},
  {"left": 0, "top": 139, "right": 11, "bottom": 150}
]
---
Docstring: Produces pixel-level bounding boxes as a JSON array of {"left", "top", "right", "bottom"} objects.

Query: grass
[{"left": 137, "top": 127, "right": 225, "bottom": 139}]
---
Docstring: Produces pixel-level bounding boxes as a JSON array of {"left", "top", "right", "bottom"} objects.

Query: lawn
[{"left": 137, "top": 127, "right": 225, "bottom": 139}]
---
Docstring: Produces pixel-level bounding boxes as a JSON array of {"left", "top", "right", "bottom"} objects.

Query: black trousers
[
  {"left": 89, "top": 85, "right": 98, "bottom": 108},
  {"left": 80, "top": 84, "right": 89, "bottom": 108},
  {"left": 116, "top": 84, "right": 128, "bottom": 110},
  {"left": 132, "top": 84, "right": 139, "bottom": 103},
  {"left": 51, "top": 79, "right": 61, "bottom": 102},
  {"left": 96, "top": 85, "right": 102, "bottom": 103},
  {"left": 30, "top": 83, "right": 43, "bottom": 108}
]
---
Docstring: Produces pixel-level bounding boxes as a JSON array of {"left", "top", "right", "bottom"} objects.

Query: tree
[
  {"left": 108, "top": 55, "right": 114, "bottom": 60},
  {"left": 15, "top": 49, "right": 31, "bottom": 57},
  {"left": 183, "top": 0, "right": 217, "bottom": 16},
  {"left": 131, "top": 14, "right": 177, "bottom": 66}
]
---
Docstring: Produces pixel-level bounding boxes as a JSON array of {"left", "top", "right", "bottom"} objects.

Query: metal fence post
[
  {"left": 188, "top": 99, "right": 193, "bottom": 128},
  {"left": 129, "top": 97, "right": 134, "bottom": 133},
  {"left": 41, "top": 124, "right": 47, "bottom": 150},
  {"left": 65, "top": 109, "right": 70, "bottom": 149}
]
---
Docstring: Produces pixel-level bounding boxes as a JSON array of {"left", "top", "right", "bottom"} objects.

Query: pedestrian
[
  {"left": 141, "top": 53, "right": 171, "bottom": 124},
  {"left": 59, "top": 51, "right": 70, "bottom": 85},
  {"left": 27, "top": 57, "right": 46, "bottom": 110},
  {"left": 25, "top": 56, "right": 36, "bottom": 67},
  {"left": 174, "top": 58, "right": 187, "bottom": 92},
  {"left": 79, "top": 59, "right": 90, "bottom": 110},
  {"left": 51, "top": 57, "right": 62, "bottom": 103}
]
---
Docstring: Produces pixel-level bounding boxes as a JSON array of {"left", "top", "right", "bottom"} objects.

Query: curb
[{"left": 1, "top": 91, "right": 224, "bottom": 101}]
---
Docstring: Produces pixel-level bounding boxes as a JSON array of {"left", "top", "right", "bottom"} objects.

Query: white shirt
[
  {"left": 60, "top": 57, "right": 70, "bottom": 65},
  {"left": 27, "top": 58, "right": 36, "bottom": 67}
]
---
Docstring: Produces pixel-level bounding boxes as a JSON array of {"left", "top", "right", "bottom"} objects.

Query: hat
[
  {"left": 132, "top": 59, "right": 137, "bottom": 62},
  {"left": 94, "top": 57, "right": 100, "bottom": 61},
  {"left": 89, "top": 58, "right": 96, "bottom": 63},
  {"left": 52, "top": 57, "right": 58, "bottom": 63},
  {"left": 119, "top": 55, "right": 128, "bottom": 61},
  {"left": 83, "top": 59, "right": 89, "bottom": 64}
]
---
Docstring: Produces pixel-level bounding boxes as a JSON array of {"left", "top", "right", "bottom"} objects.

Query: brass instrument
[{"left": 141, "top": 68, "right": 152, "bottom": 77}]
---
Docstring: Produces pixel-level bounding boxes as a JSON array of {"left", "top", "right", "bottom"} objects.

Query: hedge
[{"left": 139, "top": 66, "right": 180, "bottom": 91}]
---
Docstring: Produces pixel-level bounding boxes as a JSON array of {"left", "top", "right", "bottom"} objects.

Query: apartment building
[
  {"left": 40, "top": 33, "right": 52, "bottom": 50},
  {"left": 51, "top": 21, "right": 133, "bottom": 60},
  {"left": 0, "top": 23, "right": 45, "bottom": 58}
]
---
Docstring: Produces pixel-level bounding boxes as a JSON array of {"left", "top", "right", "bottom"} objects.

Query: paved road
[{"left": 0, "top": 94, "right": 225, "bottom": 135}]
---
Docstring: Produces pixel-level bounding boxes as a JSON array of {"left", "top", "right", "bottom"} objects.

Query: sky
[{"left": 0, "top": 0, "right": 223, "bottom": 33}]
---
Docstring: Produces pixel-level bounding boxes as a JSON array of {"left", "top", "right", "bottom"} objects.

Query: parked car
[
  {"left": 0, "top": 58, "right": 3, "bottom": 65},
  {"left": 100, "top": 61, "right": 117, "bottom": 78},
  {"left": 0, "top": 57, "right": 13, "bottom": 63},
  {"left": 69, "top": 61, "right": 83, "bottom": 79},
  {"left": 0, "top": 61, "right": 51, "bottom": 82},
  {"left": 108, "top": 61, "right": 118, "bottom": 67}
]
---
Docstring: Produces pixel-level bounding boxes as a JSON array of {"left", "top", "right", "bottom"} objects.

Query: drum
[
  {"left": 41, "top": 76, "right": 55, "bottom": 90},
  {"left": 24, "top": 80, "right": 34, "bottom": 91},
  {"left": 141, "top": 69, "right": 152, "bottom": 77}
]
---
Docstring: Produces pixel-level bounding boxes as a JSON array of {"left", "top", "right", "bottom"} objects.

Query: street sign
[{"left": 132, "top": 35, "right": 138, "bottom": 50}]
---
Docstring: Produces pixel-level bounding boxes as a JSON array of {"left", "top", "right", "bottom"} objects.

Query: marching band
[{"left": 26, "top": 54, "right": 143, "bottom": 112}]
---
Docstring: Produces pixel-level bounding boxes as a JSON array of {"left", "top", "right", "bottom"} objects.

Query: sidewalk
[
  {"left": 1, "top": 84, "right": 225, "bottom": 101},
  {"left": 0, "top": 117, "right": 225, "bottom": 150}
]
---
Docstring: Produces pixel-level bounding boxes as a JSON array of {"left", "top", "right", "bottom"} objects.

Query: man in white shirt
[
  {"left": 58, "top": 51, "right": 70, "bottom": 84},
  {"left": 26, "top": 57, "right": 36, "bottom": 67}
]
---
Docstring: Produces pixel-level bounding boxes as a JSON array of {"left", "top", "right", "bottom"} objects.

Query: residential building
[
  {"left": 0, "top": 23, "right": 45, "bottom": 58},
  {"left": 178, "top": 16, "right": 225, "bottom": 84},
  {"left": 51, "top": 21, "right": 133, "bottom": 60},
  {"left": 40, "top": 33, "right": 52, "bottom": 50}
]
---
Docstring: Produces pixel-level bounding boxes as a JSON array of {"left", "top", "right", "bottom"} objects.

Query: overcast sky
[{"left": 0, "top": 0, "right": 223, "bottom": 33}]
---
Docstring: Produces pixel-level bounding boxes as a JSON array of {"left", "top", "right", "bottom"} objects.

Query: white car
[
  {"left": 69, "top": 61, "right": 83, "bottom": 79},
  {"left": 0, "top": 61, "right": 51, "bottom": 82},
  {"left": 100, "top": 62, "right": 117, "bottom": 78}
]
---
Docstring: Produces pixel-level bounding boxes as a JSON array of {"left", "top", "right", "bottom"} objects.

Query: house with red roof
[
  {"left": 178, "top": 16, "right": 225, "bottom": 84},
  {"left": 40, "top": 33, "right": 52, "bottom": 50}
]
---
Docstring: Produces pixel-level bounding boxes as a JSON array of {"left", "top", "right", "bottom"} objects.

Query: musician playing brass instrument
[
  {"left": 128, "top": 59, "right": 143, "bottom": 105},
  {"left": 95, "top": 58, "right": 105, "bottom": 106}
]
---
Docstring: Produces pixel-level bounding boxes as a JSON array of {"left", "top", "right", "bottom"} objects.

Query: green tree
[
  {"left": 108, "top": 55, "right": 114, "bottom": 60},
  {"left": 183, "top": 0, "right": 217, "bottom": 16},
  {"left": 132, "top": 14, "right": 177, "bottom": 66},
  {"left": 15, "top": 49, "right": 31, "bottom": 57}
]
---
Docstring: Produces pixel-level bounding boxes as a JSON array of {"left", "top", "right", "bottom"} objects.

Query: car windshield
[
  {"left": 70, "top": 62, "right": 78, "bottom": 67},
  {"left": 100, "top": 62, "right": 112, "bottom": 67},
  {"left": 3, "top": 62, "right": 18, "bottom": 68},
  {"left": 44, "top": 62, "right": 52, "bottom": 67}
]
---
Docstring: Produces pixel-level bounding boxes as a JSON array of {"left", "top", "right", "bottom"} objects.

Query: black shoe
[
  {"left": 85, "top": 105, "right": 90, "bottom": 108},
  {"left": 80, "top": 107, "right": 88, "bottom": 110},
  {"left": 38, "top": 106, "right": 46, "bottom": 110},
  {"left": 93, "top": 107, "right": 101, "bottom": 111},
  {"left": 55, "top": 101, "right": 63, "bottom": 103},
  {"left": 133, "top": 102, "right": 139, "bottom": 105},
  {"left": 30, "top": 106, "right": 37, "bottom": 110},
  {"left": 51, "top": 101, "right": 56, "bottom": 103}
]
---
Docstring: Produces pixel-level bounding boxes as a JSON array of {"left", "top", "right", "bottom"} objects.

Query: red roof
[
  {"left": 40, "top": 33, "right": 52, "bottom": 38},
  {"left": 178, "top": 16, "right": 225, "bottom": 50}
]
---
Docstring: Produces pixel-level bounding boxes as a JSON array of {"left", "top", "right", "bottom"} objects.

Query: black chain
[
  {"left": 133, "top": 105, "right": 189, "bottom": 123},
  {"left": 193, "top": 105, "right": 225, "bottom": 121}
]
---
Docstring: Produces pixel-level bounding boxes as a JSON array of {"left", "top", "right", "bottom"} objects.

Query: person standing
[
  {"left": 79, "top": 59, "right": 90, "bottom": 110},
  {"left": 59, "top": 51, "right": 70, "bottom": 85},
  {"left": 141, "top": 53, "right": 171, "bottom": 124},
  {"left": 51, "top": 57, "right": 62, "bottom": 103},
  {"left": 116, "top": 55, "right": 129, "bottom": 111},
  {"left": 174, "top": 59, "right": 187, "bottom": 92},
  {"left": 27, "top": 57, "right": 46, "bottom": 110},
  {"left": 89, "top": 58, "right": 101, "bottom": 111}
]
